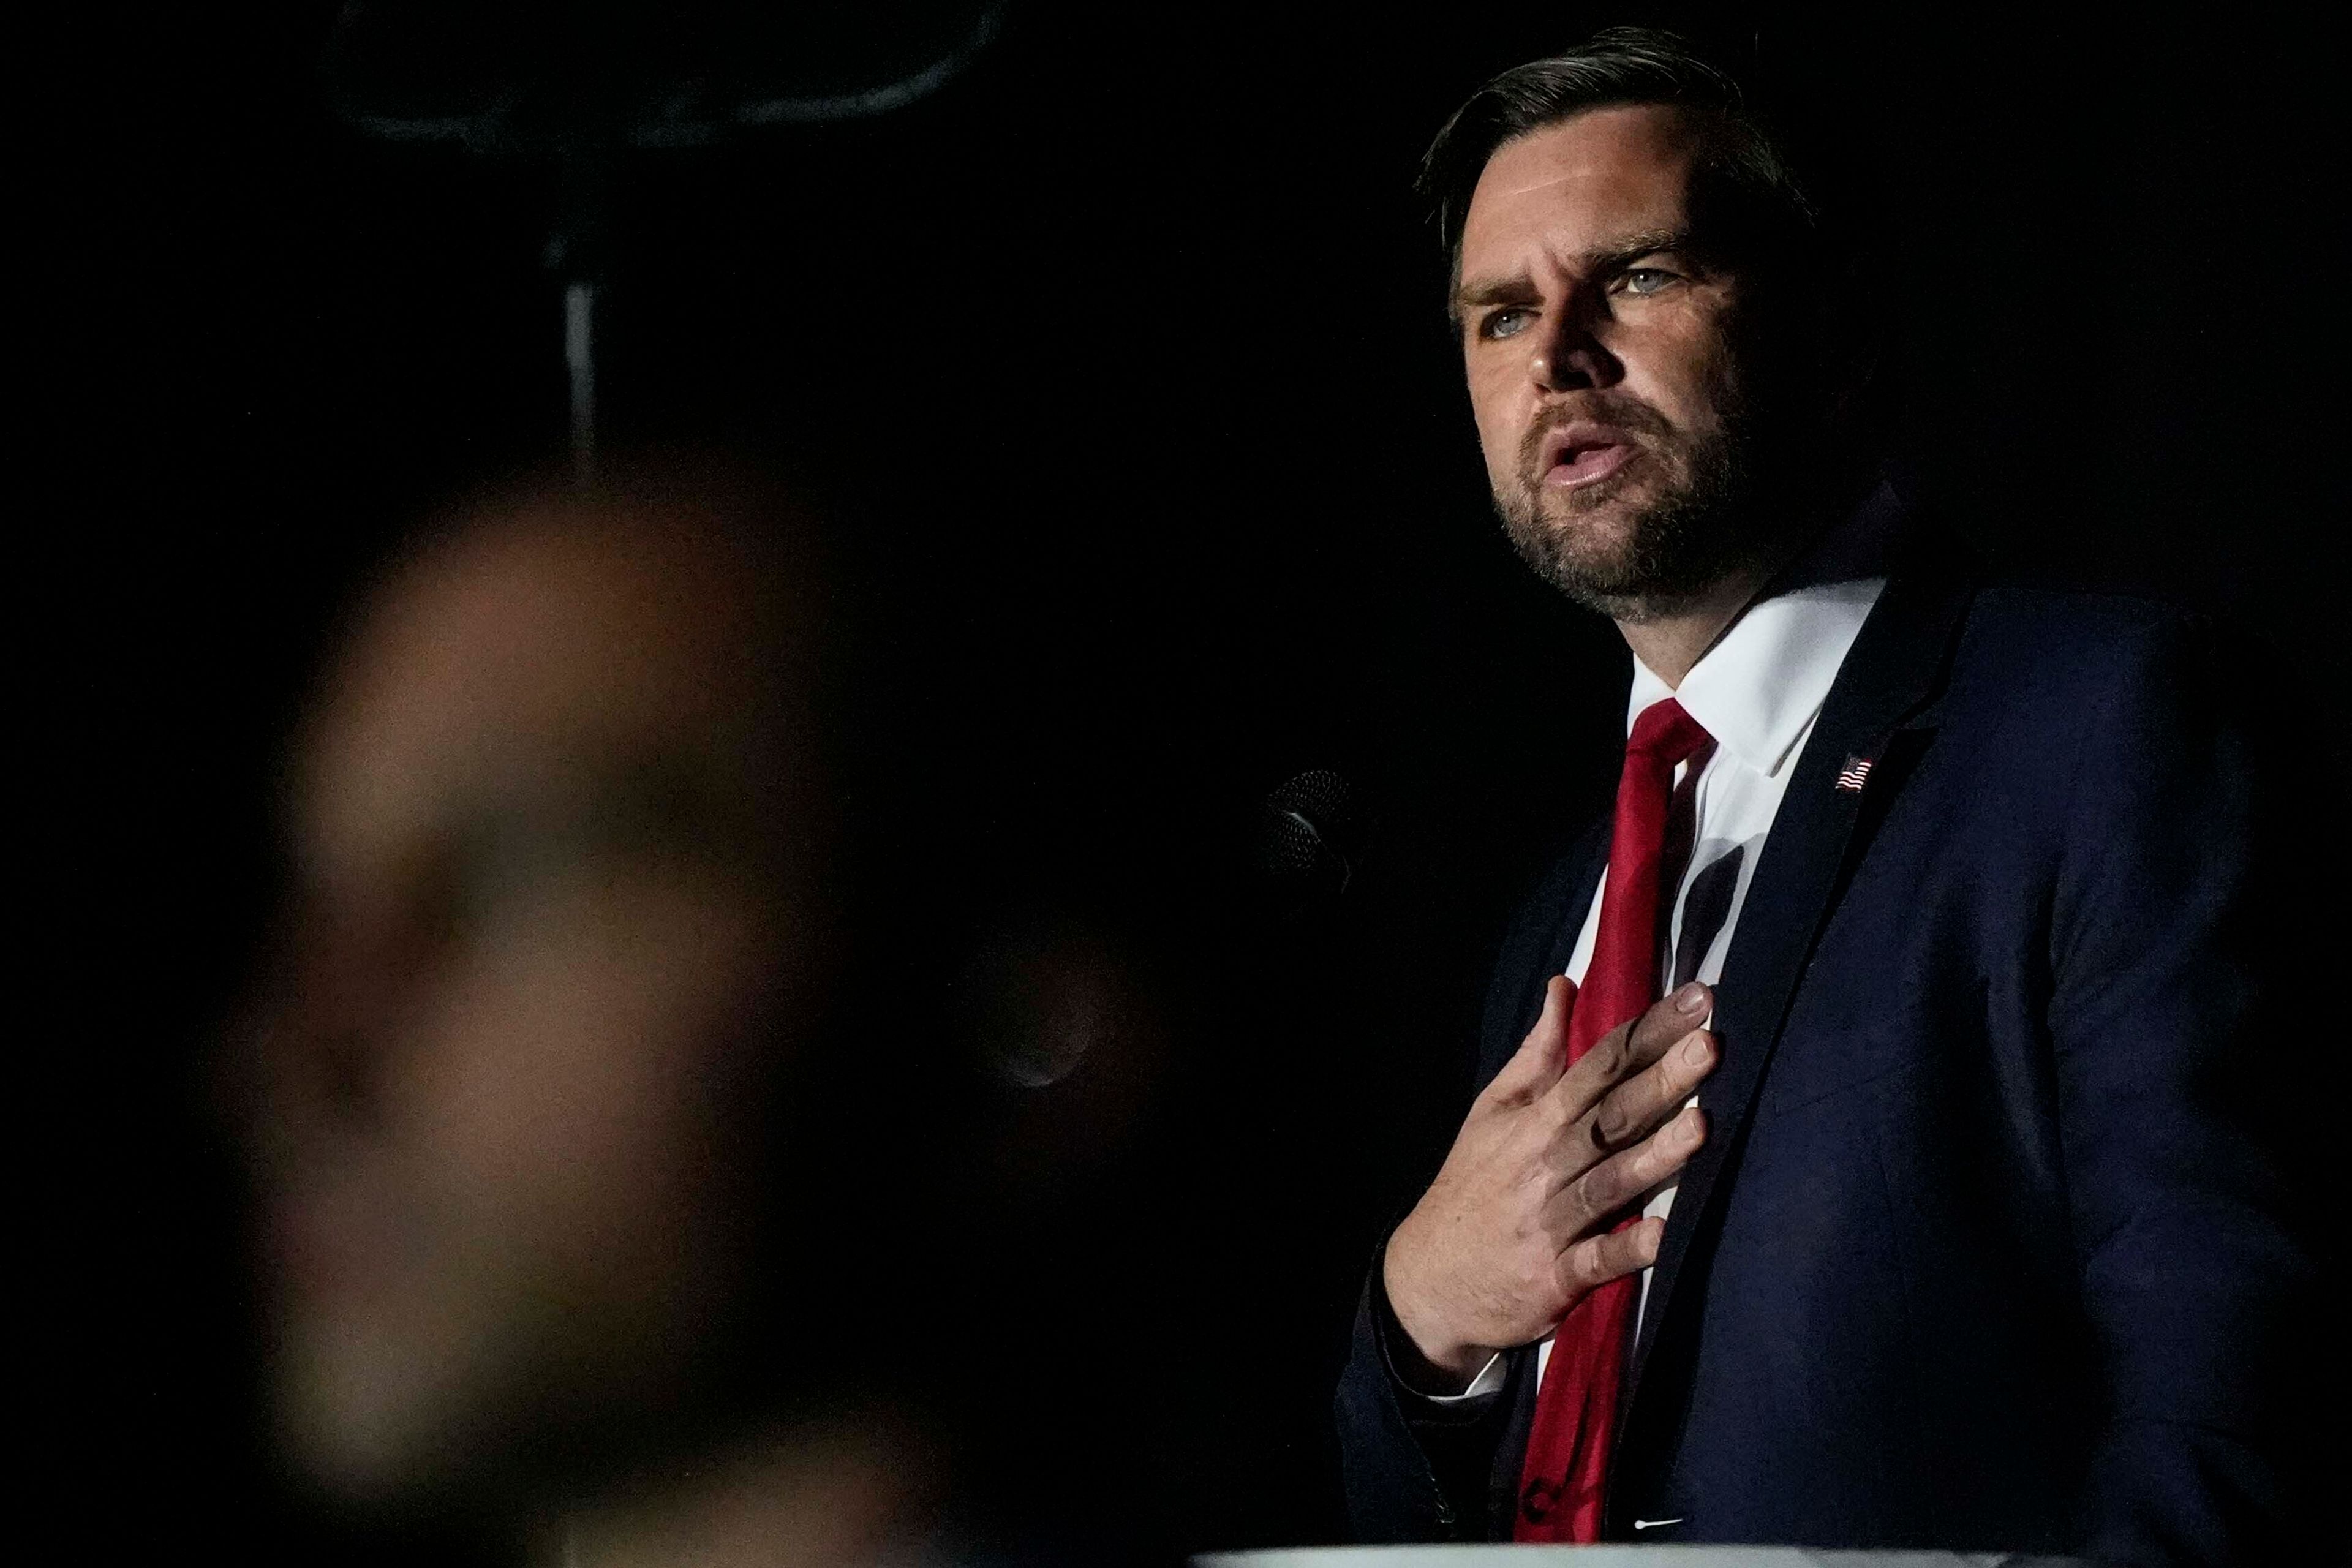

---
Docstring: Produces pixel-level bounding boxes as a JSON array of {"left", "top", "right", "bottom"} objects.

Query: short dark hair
[{"left": 1419, "top": 28, "right": 1819, "bottom": 304}]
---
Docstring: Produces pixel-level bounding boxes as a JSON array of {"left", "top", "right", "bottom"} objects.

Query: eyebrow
[{"left": 1450, "top": 227, "right": 1698, "bottom": 320}]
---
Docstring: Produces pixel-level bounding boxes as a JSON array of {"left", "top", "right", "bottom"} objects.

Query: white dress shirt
[{"left": 1439, "top": 514, "right": 1889, "bottom": 1404}]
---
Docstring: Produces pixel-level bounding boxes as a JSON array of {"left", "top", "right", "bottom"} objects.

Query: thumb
[{"left": 1485, "top": 974, "right": 1575, "bottom": 1106}]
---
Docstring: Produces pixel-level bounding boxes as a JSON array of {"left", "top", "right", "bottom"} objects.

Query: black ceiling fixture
[{"left": 322, "top": 0, "right": 1009, "bottom": 481}]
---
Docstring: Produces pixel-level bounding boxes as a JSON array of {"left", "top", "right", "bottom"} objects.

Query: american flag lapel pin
[{"left": 1833, "top": 754, "right": 1875, "bottom": 793}]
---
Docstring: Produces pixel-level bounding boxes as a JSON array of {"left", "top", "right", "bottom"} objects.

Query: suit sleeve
[
  {"left": 2045, "top": 615, "right": 2318, "bottom": 1565},
  {"left": 1333, "top": 1239, "right": 1520, "bottom": 1542}
]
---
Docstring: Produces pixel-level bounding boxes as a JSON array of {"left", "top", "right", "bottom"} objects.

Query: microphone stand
[
  {"left": 545, "top": 155, "right": 608, "bottom": 486},
  {"left": 322, "top": 1, "right": 1008, "bottom": 491}
]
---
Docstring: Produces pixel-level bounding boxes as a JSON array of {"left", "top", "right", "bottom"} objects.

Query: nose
[{"left": 1528, "top": 305, "right": 1618, "bottom": 393}]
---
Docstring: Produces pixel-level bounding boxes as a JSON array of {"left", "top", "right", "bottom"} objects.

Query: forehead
[
  {"left": 1459, "top": 102, "right": 1704, "bottom": 271},
  {"left": 300, "top": 518, "right": 753, "bottom": 870}
]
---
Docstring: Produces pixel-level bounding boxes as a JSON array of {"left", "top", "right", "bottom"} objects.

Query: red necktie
[{"left": 1513, "top": 696, "right": 1714, "bottom": 1542}]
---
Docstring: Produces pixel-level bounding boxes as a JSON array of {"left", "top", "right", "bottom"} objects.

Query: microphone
[{"left": 1259, "top": 769, "right": 1365, "bottom": 919}]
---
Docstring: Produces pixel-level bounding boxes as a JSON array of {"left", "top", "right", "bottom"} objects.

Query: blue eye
[
  {"left": 1482, "top": 308, "right": 1531, "bottom": 341},
  {"left": 1619, "top": 268, "right": 1677, "bottom": 296}
]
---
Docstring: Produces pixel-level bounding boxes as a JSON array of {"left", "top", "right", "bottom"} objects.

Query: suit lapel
[{"left": 1617, "top": 553, "right": 1978, "bottom": 1423}]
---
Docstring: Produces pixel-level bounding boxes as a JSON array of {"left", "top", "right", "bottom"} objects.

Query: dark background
[{"left": 29, "top": 1, "right": 2347, "bottom": 1557}]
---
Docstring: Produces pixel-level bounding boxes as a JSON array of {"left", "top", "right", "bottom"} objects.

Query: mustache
[{"left": 1515, "top": 396, "right": 1678, "bottom": 476}]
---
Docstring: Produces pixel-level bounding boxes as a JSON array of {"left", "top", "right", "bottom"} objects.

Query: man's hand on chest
[{"left": 1380, "top": 976, "right": 1721, "bottom": 1393}]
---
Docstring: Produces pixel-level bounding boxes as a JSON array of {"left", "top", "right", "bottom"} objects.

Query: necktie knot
[{"left": 1627, "top": 697, "right": 1712, "bottom": 768}]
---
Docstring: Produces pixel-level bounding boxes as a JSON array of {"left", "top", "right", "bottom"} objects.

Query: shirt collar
[{"left": 1624, "top": 483, "right": 1899, "bottom": 777}]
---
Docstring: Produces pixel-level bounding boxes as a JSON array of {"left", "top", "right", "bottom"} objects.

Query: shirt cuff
[
  {"left": 1422, "top": 1351, "right": 1507, "bottom": 1404},
  {"left": 1370, "top": 1257, "right": 1509, "bottom": 1408}
]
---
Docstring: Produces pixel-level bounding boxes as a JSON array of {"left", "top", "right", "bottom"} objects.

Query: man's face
[
  {"left": 251, "top": 509, "right": 802, "bottom": 1508},
  {"left": 1456, "top": 104, "right": 1763, "bottom": 618}
]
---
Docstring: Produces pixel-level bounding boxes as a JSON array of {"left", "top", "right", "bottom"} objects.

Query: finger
[
  {"left": 1548, "top": 1106, "right": 1708, "bottom": 1229},
  {"left": 1554, "top": 1215, "right": 1665, "bottom": 1300},
  {"left": 1548, "top": 981, "right": 1711, "bottom": 1118},
  {"left": 1483, "top": 974, "right": 1577, "bottom": 1106},
  {"left": 1586, "top": 1023, "right": 1718, "bottom": 1156}
]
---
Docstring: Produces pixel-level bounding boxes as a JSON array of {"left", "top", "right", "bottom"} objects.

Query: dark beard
[{"left": 1493, "top": 391, "right": 1762, "bottom": 624}]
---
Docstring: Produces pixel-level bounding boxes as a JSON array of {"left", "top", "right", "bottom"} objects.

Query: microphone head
[{"left": 1260, "top": 769, "right": 1363, "bottom": 914}]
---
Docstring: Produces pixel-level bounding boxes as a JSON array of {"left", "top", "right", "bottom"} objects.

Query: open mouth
[{"left": 1539, "top": 423, "right": 1638, "bottom": 489}]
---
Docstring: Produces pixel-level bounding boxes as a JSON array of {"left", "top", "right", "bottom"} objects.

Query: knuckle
[
  {"left": 1663, "top": 1047, "right": 1702, "bottom": 1095},
  {"left": 1597, "top": 1227, "right": 1635, "bottom": 1274},
  {"left": 1641, "top": 1127, "right": 1683, "bottom": 1180},
  {"left": 1598, "top": 1031, "right": 1631, "bottom": 1076},
  {"left": 1551, "top": 1052, "right": 1591, "bottom": 1099},
  {"left": 1566, "top": 1047, "right": 1608, "bottom": 1096},
  {"left": 1556, "top": 1242, "right": 1593, "bottom": 1292},
  {"left": 1572, "top": 1164, "right": 1614, "bottom": 1221}
]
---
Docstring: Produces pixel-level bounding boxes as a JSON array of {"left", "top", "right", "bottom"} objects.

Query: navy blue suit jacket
[{"left": 1335, "top": 535, "right": 2313, "bottom": 1563}]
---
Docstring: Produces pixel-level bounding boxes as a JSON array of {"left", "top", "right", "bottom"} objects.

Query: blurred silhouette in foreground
[{"left": 239, "top": 465, "right": 1039, "bottom": 1565}]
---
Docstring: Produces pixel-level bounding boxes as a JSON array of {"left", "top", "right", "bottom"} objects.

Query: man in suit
[{"left": 1333, "top": 30, "right": 2309, "bottom": 1564}]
